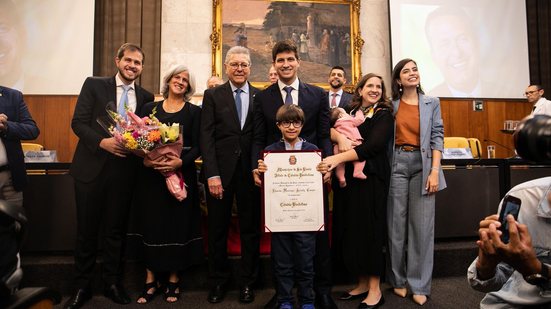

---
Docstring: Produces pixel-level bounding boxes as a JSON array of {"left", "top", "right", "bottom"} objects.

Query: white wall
[{"left": 161, "top": 0, "right": 391, "bottom": 97}]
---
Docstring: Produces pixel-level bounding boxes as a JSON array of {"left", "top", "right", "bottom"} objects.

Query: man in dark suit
[
  {"left": 200, "top": 46, "right": 260, "bottom": 304},
  {"left": 328, "top": 66, "right": 352, "bottom": 109},
  {"left": 252, "top": 41, "right": 336, "bottom": 309},
  {"left": 0, "top": 86, "right": 39, "bottom": 207},
  {"left": 65, "top": 43, "right": 154, "bottom": 309}
]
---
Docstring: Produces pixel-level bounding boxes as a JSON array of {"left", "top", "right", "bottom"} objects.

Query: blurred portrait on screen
[
  {"left": 0, "top": 0, "right": 25, "bottom": 91},
  {"left": 389, "top": 0, "right": 529, "bottom": 99},
  {"left": 424, "top": 6, "right": 489, "bottom": 97}
]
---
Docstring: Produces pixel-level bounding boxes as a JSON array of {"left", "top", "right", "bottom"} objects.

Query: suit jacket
[
  {"left": 391, "top": 94, "right": 447, "bottom": 195},
  {"left": 0, "top": 86, "right": 40, "bottom": 191},
  {"left": 200, "top": 81, "right": 259, "bottom": 188},
  {"left": 70, "top": 76, "right": 154, "bottom": 183},
  {"left": 338, "top": 91, "right": 353, "bottom": 108},
  {"left": 252, "top": 81, "right": 331, "bottom": 168},
  {"left": 265, "top": 140, "right": 318, "bottom": 152},
  {"left": 327, "top": 90, "right": 352, "bottom": 109}
]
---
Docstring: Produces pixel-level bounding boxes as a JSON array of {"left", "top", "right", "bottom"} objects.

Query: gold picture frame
[{"left": 211, "top": 0, "right": 363, "bottom": 90}]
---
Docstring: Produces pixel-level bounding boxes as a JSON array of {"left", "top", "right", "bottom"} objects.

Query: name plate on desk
[
  {"left": 262, "top": 150, "right": 325, "bottom": 233},
  {"left": 442, "top": 148, "right": 473, "bottom": 159},
  {"left": 24, "top": 150, "right": 57, "bottom": 162}
]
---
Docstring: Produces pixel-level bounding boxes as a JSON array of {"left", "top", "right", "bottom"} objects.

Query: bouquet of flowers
[{"left": 98, "top": 106, "right": 187, "bottom": 201}]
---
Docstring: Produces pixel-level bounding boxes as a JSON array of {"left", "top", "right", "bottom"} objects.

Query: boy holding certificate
[{"left": 253, "top": 104, "right": 325, "bottom": 309}]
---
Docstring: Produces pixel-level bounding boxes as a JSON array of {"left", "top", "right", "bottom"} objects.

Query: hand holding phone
[{"left": 498, "top": 195, "right": 522, "bottom": 243}]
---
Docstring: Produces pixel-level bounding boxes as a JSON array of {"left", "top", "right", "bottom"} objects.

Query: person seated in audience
[
  {"left": 526, "top": 84, "right": 551, "bottom": 116},
  {"left": 467, "top": 177, "right": 551, "bottom": 308}
]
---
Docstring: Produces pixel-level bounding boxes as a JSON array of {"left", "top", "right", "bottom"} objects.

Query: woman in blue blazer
[{"left": 387, "top": 59, "right": 446, "bottom": 306}]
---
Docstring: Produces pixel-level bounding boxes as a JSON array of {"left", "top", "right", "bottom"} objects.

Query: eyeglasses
[
  {"left": 227, "top": 62, "right": 250, "bottom": 69},
  {"left": 279, "top": 121, "right": 303, "bottom": 128},
  {"left": 524, "top": 90, "right": 539, "bottom": 96}
]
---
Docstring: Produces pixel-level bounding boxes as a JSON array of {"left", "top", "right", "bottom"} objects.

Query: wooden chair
[
  {"left": 467, "top": 138, "right": 483, "bottom": 159},
  {"left": 443, "top": 137, "right": 470, "bottom": 149},
  {"left": 21, "top": 143, "right": 44, "bottom": 152}
]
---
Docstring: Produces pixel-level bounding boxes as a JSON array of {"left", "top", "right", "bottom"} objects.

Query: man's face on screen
[{"left": 427, "top": 15, "right": 479, "bottom": 92}]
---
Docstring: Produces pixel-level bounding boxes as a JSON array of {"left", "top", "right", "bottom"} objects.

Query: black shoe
[
  {"left": 64, "top": 288, "right": 91, "bottom": 309},
  {"left": 207, "top": 285, "right": 226, "bottom": 303},
  {"left": 104, "top": 284, "right": 131, "bottom": 304},
  {"left": 358, "top": 295, "right": 385, "bottom": 309},
  {"left": 339, "top": 291, "right": 368, "bottom": 301},
  {"left": 316, "top": 293, "right": 338, "bottom": 309},
  {"left": 239, "top": 285, "right": 255, "bottom": 303},
  {"left": 264, "top": 293, "right": 278, "bottom": 309}
]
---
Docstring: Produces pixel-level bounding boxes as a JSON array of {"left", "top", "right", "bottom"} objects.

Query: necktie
[
  {"left": 235, "top": 88, "right": 243, "bottom": 126},
  {"left": 331, "top": 93, "right": 338, "bottom": 107},
  {"left": 283, "top": 86, "right": 293, "bottom": 105},
  {"left": 119, "top": 85, "right": 131, "bottom": 119}
]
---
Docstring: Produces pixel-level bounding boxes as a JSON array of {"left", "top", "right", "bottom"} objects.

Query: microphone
[
  {"left": 483, "top": 138, "right": 519, "bottom": 159},
  {"left": 483, "top": 139, "right": 514, "bottom": 152}
]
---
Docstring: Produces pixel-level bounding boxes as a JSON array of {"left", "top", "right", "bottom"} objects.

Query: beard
[{"left": 330, "top": 80, "right": 343, "bottom": 90}]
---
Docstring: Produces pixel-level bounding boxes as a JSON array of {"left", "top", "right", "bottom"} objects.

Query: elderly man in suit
[
  {"left": 328, "top": 66, "right": 352, "bottom": 109},
  {"left": 66, "top": 43, "right": 154, "bottom": 309},
  {"left": 200, "top": 46, "right": 260, "bottom": 304},
  {"left": 0, "top": 86, "right": 39, "bottom": 207},
  {"left": 252, "top": 40, "right": 336, "bottom": 309}
]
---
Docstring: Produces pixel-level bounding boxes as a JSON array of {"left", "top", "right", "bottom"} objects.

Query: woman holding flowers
[{"left": 132, "top": 65, "right": 203, "bottom": 304}]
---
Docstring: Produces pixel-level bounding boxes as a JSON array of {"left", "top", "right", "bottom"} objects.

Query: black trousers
[
  {"left": 206, "top": 161, "right": 260, "bottom": 287},
  {"left": 72, "top": 157, "right": 137, "bottom": 289}
]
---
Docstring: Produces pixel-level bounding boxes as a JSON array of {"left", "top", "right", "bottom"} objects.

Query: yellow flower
[
  {"left": 123, "top": 132, "right": 138, "bottom": 149},
  {"left": 159, "top": 123, "right": 180, "bottom": 143}
]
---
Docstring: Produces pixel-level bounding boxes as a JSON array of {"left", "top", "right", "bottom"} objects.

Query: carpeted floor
[{"left": 53, "top": 276, "right": 485, "bottom": 309}]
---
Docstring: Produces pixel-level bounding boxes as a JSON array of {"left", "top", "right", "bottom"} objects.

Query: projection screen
[
  {"left": 389, "top": 0, "right": 530, "bottom": 99},
  {"left": 0, "top": 0, "right": 95, "bottom": 95}
]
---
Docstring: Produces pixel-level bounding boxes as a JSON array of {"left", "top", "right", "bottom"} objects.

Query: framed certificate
[{"left": 262, "top": 150, "right": 325, "bottom": 232}]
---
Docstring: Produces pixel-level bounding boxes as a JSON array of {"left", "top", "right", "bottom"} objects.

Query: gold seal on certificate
[{"left": 262, "top": 150, "right": 325, "bottom": 232}]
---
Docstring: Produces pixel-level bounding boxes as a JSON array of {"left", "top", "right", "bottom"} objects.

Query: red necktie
[{"left": 331, "top": 93, "right": 337, "bottom": 107}]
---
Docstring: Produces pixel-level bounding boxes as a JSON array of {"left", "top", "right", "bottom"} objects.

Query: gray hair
[
  {"left": 161, "top": 65, "right": 196, "bottom": 101},
  {"left": 224, "top": 46, "right": 252, "bottom": 65}
]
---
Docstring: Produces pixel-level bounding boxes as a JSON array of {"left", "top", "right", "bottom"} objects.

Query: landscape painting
[{"left": 212, "top": 0, "right": 361, "bottom": 88}]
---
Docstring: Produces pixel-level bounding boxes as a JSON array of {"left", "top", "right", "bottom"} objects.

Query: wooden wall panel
[
  {"left": 440, "top": 99, "right": 533, "bottom": 158},
  {"left": 25, "top": 95, "right": 78, "bottom": 163},
  {"left": 21, "top": 95, "right": 535, "bottom": 163}
]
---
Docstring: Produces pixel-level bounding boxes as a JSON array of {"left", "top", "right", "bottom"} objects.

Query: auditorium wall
[{"left": 23, "top": 0, "right": 531, "bottom": 162}]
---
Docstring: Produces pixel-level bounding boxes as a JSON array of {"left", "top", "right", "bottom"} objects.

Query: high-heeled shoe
[
  {"left": 358, "top": 295, "right": 385, "bottom": 309},
  {"left": 137, "top": 281, "right": 158, "bottom": 304},
  {"left": 339, "top": 291, "right": 368, "bottom": 300},
  {"left": 164, "top": 281, "right": 181, "bottom": 303},
  {"left": 393, "top": 287, "right": 407, "bottom": 298},
  {"left": 413, "top": 294, "right": 428, "bottom": 306}
]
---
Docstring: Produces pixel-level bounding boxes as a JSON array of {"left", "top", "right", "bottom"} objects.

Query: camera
[{"left": 514, "top": 114, "right": 551, "bottom": 162}]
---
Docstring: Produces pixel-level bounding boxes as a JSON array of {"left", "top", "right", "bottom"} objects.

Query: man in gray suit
[{"left": 327, "top": 66, "right": 352, "bottom": 109}]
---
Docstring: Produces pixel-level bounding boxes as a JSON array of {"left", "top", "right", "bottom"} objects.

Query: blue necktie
[
  {"left": 283, "top": 86, "right": 293, "bottom": 105},
  {"left": 235, "top": 88, "right": 243, "bottom": 126},
  {"left": 119, "top": 85, "right": 131, "bottom": 119}
]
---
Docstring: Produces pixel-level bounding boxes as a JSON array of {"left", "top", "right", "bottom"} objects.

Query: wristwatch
[{"left": 524, "top": 261, "right": 550, "bottom": 288}]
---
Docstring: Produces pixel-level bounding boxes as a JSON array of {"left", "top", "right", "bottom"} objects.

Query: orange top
[{"left": 395, "top": 100, "right": 420, "bottom": 146}]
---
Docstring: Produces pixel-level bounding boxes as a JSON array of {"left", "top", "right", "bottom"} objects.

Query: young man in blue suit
[
  {"left": 0, "top": 86, "right": 39, "bottom": 207},
  {"left": 252, "top": 40, "right": 336, "bottom": 309},
  {"left": 66, "top": 43, "right": 154, "bottom": 309}
]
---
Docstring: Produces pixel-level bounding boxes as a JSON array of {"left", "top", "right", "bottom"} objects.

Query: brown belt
[{"left": 397, "top": 145, "right": 420, "bottom": 152}]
